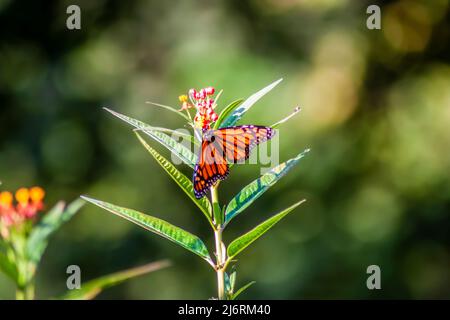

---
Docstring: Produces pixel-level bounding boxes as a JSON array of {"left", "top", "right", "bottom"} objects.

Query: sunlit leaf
[
  {"left": 231, "top": 281, "right": 256, "bottom": 300},
  {"left": 26, "top": 199, "right": 85, "bottom": 265},
  {"left": 104, "top": 108, "right": 197, "bottom": 168},
  {"left": 81, "top": 196, "right": 213, "bottom": 263},
  {"left": 225, "top": 149, "right": 310, "bottom": 225},
  {"left": 135, "top": 132, "right": 213, "bottom": 227},
  {"left": 60, "top": 260, "right": 171, "bottom": 300},
  {"left": 220, "top": 78, "right": 283, "bottom": 128},
  {"left": 227, "top": 200, "right": 305, "bottom": 260},
  {"left": 214, "top": 99, "right": 243, "bottom": 129}
]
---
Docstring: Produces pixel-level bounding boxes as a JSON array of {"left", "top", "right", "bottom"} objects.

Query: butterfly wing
[
  {"left": 193, "top": 139, "right": 230, "bottom": 199},
  {"left": 193, "top": 125, "right": 275, "bottom": 199},
  {"left": 215, "top": 125, "right": 275, "bottom": 163}
]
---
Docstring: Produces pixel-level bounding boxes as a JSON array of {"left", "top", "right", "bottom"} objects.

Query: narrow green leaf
[
  {"left": 271, "top": 106, "right": 301, "bottom": 129},
  {"left": 229, "top": 270, "right": 236, "bottom": 293},
  {"left": 220, "top": 78, "right": 283, "bottom": 128},
  {"left": 227, "top": 200, "right": 306, "bottom": 260},
  {"left": 81, "top": 196, "right": 213, "bottom": 263},
  {"left": 104, "top": 108, "right": 197, "bottom": 168},
  {"left": 0, "top": 251, "right": 18, "bottom": 282},
  {"left": 225, "top": 149, "right": 310, "bottom": 225},
  {"left": 232, "top": 281, "right": 256, "bottom": 300},
  {"left": 213, "top": 99, "right": 243, "bottom": 129},
  {"left": 145, "top": 101, "right": 190, "bottom": 121},
  {"left": 26, "top": 199, "right": 85, "bottom": 265},
  {"left": 61, "top": 260, "right": 171, "bottom": 300},
  {"left": 135, "top": 126, "right": 198, "bottom": 146},
  {"left": 135, "top": 132, "right": 213, "bottom": 227}
]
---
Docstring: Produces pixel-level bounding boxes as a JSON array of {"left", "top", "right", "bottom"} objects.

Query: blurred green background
[{"left": 0, "top": 0, "right": 449, "bottom": 299}]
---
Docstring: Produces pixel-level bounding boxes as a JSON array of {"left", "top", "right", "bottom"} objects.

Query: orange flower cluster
[
  {"left": 0, "top": 187, "right": 45, "bottom": 237},
  {"left": 179, "top": 87, "right": 218, "bottom": 130}
]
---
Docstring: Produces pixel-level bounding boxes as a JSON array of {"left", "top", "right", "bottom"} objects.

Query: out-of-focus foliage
[{"left": 0, "top": 0, "right": 449, "bottom": 299}]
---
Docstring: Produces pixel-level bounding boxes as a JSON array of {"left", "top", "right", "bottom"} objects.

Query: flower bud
[
  {"left": 199, "top": 89, "right": 206, "bottom": 99},
  {"left": 205, "top": 87, "right": 215, "bottom": 95},
  {"left": 178, "top": 94, "right": 188, "bottom": 103},
  {"left": 189, "top": 89, "right": 197, "bottom": 97}
]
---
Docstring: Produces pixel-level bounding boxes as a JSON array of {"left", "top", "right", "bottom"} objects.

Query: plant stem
[
  {"left": 214, "top": 228, "right": 225, "bottom": 300},
  {"left": 211, "top": 185, "right": 226, "bottom": 300},
  {"left": 15, "top": 281, "right": 34, "bottom": 300},
  {"left": 211, "top": 185, "right": 222, "bottom": 226},
  {"left": 16, "top": 282, "right": 34, "bottom": 300},
  {"left": 16, "top": 288, "right": 25, "bottom": 300},
  {"left": 25, "top": 282, "right": 35, "bottom": 300}
]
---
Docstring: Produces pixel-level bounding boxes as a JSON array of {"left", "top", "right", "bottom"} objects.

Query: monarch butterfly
[{"left": 193, "top": 125, "right": 275, "bottom": 199}]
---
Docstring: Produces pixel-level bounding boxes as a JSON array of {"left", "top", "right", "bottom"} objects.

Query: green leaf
[
  {"left": 81, "top": 196, "right": 213, "bottom": 263},
  {"left": 26, "top": 199, "right": 85, "bottom": 265},
  {"left": 220, "top": 78, "right": 283, "bottom": 128},
  {"left": 271, "top": 106, "right": 301, "bottom": 129},
  {"left": 231, "top": 281, "right": 256, "bottom": 300},
  {"left": 227, "top": 200, "right": 306, "bottom": 260},
  {"left": 0, "top": 251, "right": 18, "bottom": 282},
  {"left": 135, "top": 132, "right": 213, "bottom": 227},
  {"left": 104, "top": 108, "right": 197, "bottom": 168},
  {"left": 225, "top": 149, "right": 310, "bottom": 225},
  {"left": 145, "top": 101, "right": 190, "bottom": 121},
  {"left": 229, "top": 270, "right": 236, "bottom": 292},
  {"left": 214, "top": 99, "right": 243, "bottom": 129},
  {"left": 135, "top": 125, "right": 198, "bottom": 146},
  {"left": 60, "top": 260, "right": 171, "bottom": 300},
  {"left": 225, "top": 268, "right": 237, "bottom": 298},
  {"left": 224, "top": 272, "right": 231, "bottom": 293}
]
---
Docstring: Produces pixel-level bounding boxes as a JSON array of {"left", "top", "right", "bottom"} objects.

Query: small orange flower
[
  {"left": 0, "top": 186, "right": 46, "bottom": 238},
  {"left": 178, "top": 95, "right": 188, "bottom": 103},
  {"left": 15, "top": 188, "right": 29, "bottom": 205},
  {"left": 0, "top": 191, "right": 13, "bottom": 208},
  {"left": 178, "top": 94, "right": 192, "bottom": 111},
  {"left": 30, "top": 186, "right": 45, "bottom": 203}
]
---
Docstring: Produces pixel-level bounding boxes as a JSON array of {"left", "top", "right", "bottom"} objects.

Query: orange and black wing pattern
[{"left": 193, "top": 125, "right": 275, "bottom": 198}]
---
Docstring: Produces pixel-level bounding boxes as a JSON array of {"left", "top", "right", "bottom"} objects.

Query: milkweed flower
[
  {"left": 0, "top": 186, "right": 45, "bottom": 239},
  {"left": 179, "top": 86, "right": 219, "bottom": 130},
  {"left": 178, "top": 94, "right": 192, "bottom": 111}
]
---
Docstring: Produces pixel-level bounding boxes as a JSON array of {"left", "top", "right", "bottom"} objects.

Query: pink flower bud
[
  {"left": 199, "top": 89, "right": 206, "bottom": 99},
  {"left": 205, "top": 87, "right": 215, "bottom": 95},
  {"left": 189, "top": 89, "right": 197, "bottom": 97}
]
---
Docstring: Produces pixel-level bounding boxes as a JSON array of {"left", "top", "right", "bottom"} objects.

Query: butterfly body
[{"left": 193, "top": 125, "right": 275, "bottom": 199}]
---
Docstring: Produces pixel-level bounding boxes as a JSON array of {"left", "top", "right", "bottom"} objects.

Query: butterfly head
[{"left": 202, "top": 130, "right": 216, "bottom": 142}]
